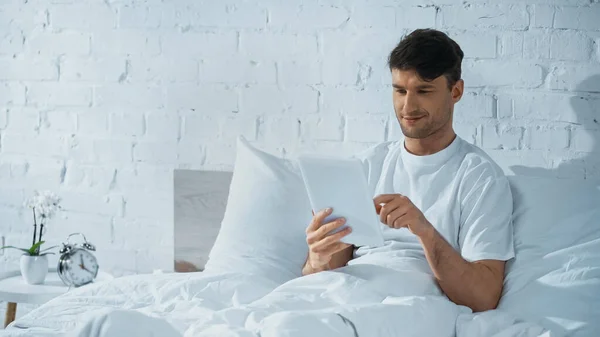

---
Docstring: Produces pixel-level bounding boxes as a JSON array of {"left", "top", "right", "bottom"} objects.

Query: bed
[{"left": 1, "top": 136, "right": 599, "bottom": 337}]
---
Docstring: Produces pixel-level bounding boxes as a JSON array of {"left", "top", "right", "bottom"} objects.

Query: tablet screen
[{"left": 297, "top": 154, "right": 385, "bottom": 248}]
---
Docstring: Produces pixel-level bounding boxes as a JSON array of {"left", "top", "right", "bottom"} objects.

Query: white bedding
[{"left": 1, "top": 256, "right": 555, "bottom": 337}]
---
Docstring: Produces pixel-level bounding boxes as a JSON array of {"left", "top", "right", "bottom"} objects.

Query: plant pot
[{"left": 20, "top": 254, "right": 48, "bottom": 285}]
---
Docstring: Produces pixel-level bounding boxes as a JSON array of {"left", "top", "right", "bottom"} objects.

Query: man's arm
[
  {"left": 302, "top": 245, "right": 353, "bottom": 276},
  {"left": 419, "top": 225, "right": 505, "bottom": 312},
  {"left": 374, "top": 194, "right": 506, "bottom": 312}
]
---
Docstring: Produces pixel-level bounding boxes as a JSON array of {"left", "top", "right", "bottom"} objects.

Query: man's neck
[{"left": 404, "top": 129, "right": 457, "bottom": 156}]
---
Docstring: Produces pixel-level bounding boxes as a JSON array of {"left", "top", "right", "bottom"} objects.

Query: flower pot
[{"left": 20, "top": 255, "right": 48, "bottom": 285}]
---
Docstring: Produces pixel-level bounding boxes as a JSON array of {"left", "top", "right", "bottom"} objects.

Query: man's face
[{"left": 391, "top": 69, "right": 462, "bottom": 139}]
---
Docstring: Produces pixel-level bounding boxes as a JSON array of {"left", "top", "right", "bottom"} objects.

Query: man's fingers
[
  {"left": 312, "top": 229, "right": 352, "bottom": 253},
  {"left": 373, "top": 194, "right": 399, "bottom": 205},
  {"left": 379, "top": 200, "right": 401, "bottom": 224},
  {"left": 308, "top": 218, "right": 346, "bottom": 245},
  {"left": 385, "top": 207, "right": 408, "bottom": 228},
  {"left": 315, "top": 217, "right": 346, "bottom": 238},
  {"left": 318, "top": 226, "right": 352, "bottom": 247},
  {"left": 306, "top": 207, "right": 333, "bottom": 233}
]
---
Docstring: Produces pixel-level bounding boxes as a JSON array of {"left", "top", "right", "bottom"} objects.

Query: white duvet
[{"left": 1, "top": 254, "right": 556, "bottom": 337}]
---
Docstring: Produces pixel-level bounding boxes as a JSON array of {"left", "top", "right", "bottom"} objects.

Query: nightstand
[{"left": 0, "top": 268, "right": 113, "bottom": 327}]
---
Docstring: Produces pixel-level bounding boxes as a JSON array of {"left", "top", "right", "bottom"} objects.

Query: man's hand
[
  {"left": 304, "top": 208, "right": 352, "bottom": 274},
  {"left": 373, "top": 194, "right": 433, "bottom": 238}
]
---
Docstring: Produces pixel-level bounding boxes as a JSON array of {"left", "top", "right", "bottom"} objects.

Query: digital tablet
[{"left": 296, "top": 154, "right": 385, "bottom": 248}]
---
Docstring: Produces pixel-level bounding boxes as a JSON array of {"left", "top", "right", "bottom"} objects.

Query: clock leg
[{"left": 4, "top": 302, "right": 16, "bottom": 328}]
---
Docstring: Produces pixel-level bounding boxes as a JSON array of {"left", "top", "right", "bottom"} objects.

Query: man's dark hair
[{"left": 388, "top": 29, "right": 464, "bottom": 88}]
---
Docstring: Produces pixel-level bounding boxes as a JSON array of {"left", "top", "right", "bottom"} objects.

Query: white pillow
[
  {"left": 204, "top": 137, "right": 312, "bottom": 284},
  {"left": 500, "top": 176, "right": 600, "bottom": 336}
]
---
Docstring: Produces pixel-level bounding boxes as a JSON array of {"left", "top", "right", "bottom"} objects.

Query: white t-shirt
[{"left": 348, "top": 136, "right": 515, "bottom": 270}]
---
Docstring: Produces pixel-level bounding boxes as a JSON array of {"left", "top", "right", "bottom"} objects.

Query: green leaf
[
  {"left": 28, "top": 241, "right": 45, "bottom": 255},
  {"left": 39, "top": 245, "right": 58, "bottom": 253},
  {"left": 38, "top": 252, "right": 55, "bottom": 256},
  {"left": 0, "top": 246, "right": 30, "bottom": 254}
]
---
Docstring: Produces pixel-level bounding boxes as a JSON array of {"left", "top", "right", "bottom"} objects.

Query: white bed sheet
[
  {"left": 0, "top": 256, "right": 466, "bottom": 337},
  {"left": 0, "top": 257, "right": 558, "bottom": 337}
]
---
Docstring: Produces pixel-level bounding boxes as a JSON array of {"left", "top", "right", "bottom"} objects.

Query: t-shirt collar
[{"left": 400, "top": 135, "right": 462, "bottom": 166}]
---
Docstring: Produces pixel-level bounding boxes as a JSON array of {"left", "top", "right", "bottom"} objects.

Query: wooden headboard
[{"left": 173, "top": 170, "right": 233, "bottom": 272}]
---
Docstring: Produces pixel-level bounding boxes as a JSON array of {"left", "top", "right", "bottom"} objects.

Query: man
[{"left": 302, "top": 29, "right": 515, "bottom": 313}]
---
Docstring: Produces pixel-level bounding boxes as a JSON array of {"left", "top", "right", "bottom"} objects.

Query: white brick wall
[{"left": 1, "top": 0, "right": 600, "bottom": 320}]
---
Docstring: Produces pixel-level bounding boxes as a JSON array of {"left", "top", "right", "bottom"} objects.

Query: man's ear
[{"left": 452, "top": 79, "right": 464, "bottom": 103}]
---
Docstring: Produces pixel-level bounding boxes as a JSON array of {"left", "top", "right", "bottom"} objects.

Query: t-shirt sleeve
[
  {"left": 351, "top": 142, "right": 393, "bottom": 197},
  {"left": 458, "top": 176, "right": 515, "bottom": 262}
]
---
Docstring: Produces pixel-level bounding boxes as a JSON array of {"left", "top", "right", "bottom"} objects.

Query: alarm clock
[{"left": 57, "top": 233, "right": 99, "bottom": 287}]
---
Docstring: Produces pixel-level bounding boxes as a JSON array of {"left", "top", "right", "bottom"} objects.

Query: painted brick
[
  {"left": 63, "top": 162, "right": 116, "bottom": 193},
  {"left": 162, "top": 3, "right": 266, "bottom": 29},
  {"left": 61, "top": 192, "right": 123, "bottom": 216},
  {"left": 27, "top": 32, "right": 91, "bottom": 55},
  {"left": 2, "top": 134, "right": 66, "bottom": 157},
  {"left": 456, "top": 92, "right": 495, "bottom": 119},
  {"left": 321, "top": 88, "right": 392, "bottom": 115},
  {"left": 499, "top": 32, "right": 523, "bottom": 58},
  {"left": 93, "top": 31, "right": 160, "bottom": 56},
  {"left": 463, "top": 61, "right": 543, "bottom": 88},
  {"left": 345, "top": 116, "right": 387, "bottom": 143},
  {"left": 95, "top": 84, "right": 164, "bottom": 109},
  {"left": 240, "top": 85, "right": 318, "bottom": 114},
  {"left": 134, "top": 141, "right": 177, "bottom": 164},
  {"left": 109, "top": 112, "right": 145, "bottom": 137},
  {"left": 145, "top": 112, "right": 180, "bottom": 140},
  {"left": 301, "top": 115, "right": 344, "bottom": 141},
  {"left": 49, "top": 4, "right": 117, "bottom": 29},
  {"left": 177, "top": 141, "right": 206, "bottom": 166},
  {"left": 219, "top": 115, "right": 258, "bottom": 141},
  {"left": 571, "top": 127, "right": 598, "bottom": 152},
  {"left": 241, "top": 33, "right": 318, "bottom": 59},
  {"left": 41, "top": 110, "right": 77, "bottom": 135},
  {"left": 527, "top": 127, "right": 570, "bottom": 150},
  {"left": 0, "top": 57, "right": 58, "bottom": 81},
  {"left": 396, "top": 6, "right": 437, "bottom": 29},
  {"left": 0, "top": 83, "right": 25, "bottom": 106},
  {"left": 181, "top": 114, "right": 220, "bottom": 141},
  {"left": 531, "top": 5, "right": 555, "bottom": 28},
  {"left": 167, "top": 85, "right": 237, "bottom": 112},
  {"left": 548, "top": 66, "right": 600, "bottom": 92},
  {"left": 162, "top": 32, "right": 237, "bottom": 58},
  {"left": 523, "top": 33, "right": 551, "bottom": 59},
  {"left": 128, "top": 57, "right": 198, "bottom": 83},
  {"left": 441, "top": 5, "right": 529, "bottom": 30},
  {"left": 452, "top": 32, "right": 497, "bottom": 59},
  {"left": 482, "top": 125, "right": 523, "bottom": 150},
  {"left": 269, "top": 5, "right": 349, "bottom": 29},
  {"left": 199, "top": 58, "right": 276, "bottom": 84},
  {"left": 27, "top": 83, "right": 92, "bottom": 107},
  {"left": 554, "top": 5, "right": 600, "bottom": 31},
  {"left": 5, "top": 108, "right": 40, "bottom": 134},
  {"left": 118, "top": 4, "right": 161, "bottom": 29},
  {"left": 278, "top": 59, "right": 322, "bottom": 84},
  {"left": 77, "top": 110, "right": 109, "bottom": 136},
  {"left": 350, "top": 5, "right": 395, "bottom": 30},
  {"left": 550, "top": 31, "right": 592, "bottom": 61},
  {"left": 61, "top": 57, "right": 126, "bottom": 82}
]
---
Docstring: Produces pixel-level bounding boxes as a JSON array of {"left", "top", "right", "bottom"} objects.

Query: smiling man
[{"left": 302, "top": 29, "right": 515, "bottom": 313}]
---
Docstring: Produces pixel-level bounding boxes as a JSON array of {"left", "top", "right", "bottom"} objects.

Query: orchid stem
[{"left": 32, "top": 207, "right": 37, "bottom": 246}]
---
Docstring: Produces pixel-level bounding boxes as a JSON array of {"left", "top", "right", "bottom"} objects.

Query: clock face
[{"left": 67, "top": 249, "right": 98, "bottom": 286}]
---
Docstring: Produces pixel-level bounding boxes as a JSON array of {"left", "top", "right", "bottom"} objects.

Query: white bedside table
[{"left": 0, "top": 268, "right": 113, "bottom": 327}]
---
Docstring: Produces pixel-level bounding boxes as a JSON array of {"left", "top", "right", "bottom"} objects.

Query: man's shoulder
[
  {"left": 457, "top": 140, "right": 506, "bottom": 181},
  {"left": 352, "top": 140, "right": 401, "bottom": 163}
]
